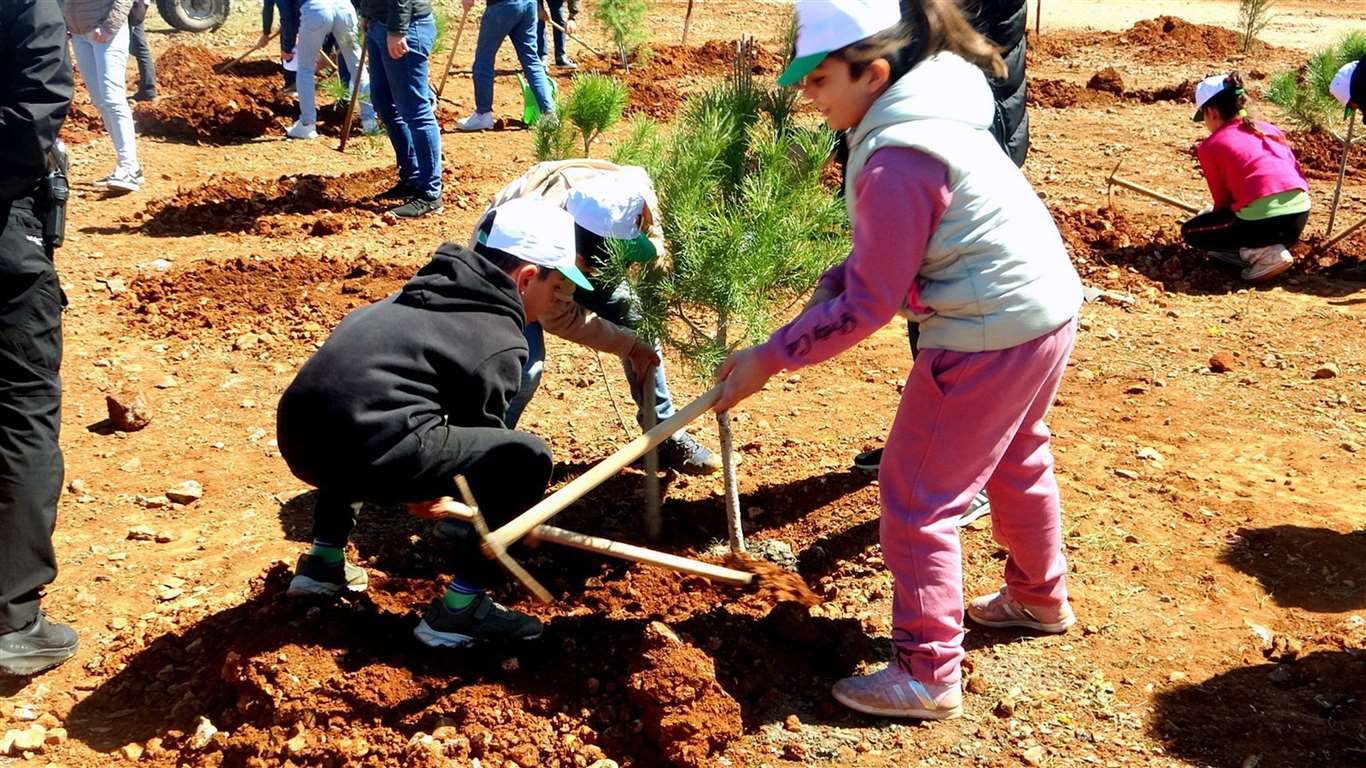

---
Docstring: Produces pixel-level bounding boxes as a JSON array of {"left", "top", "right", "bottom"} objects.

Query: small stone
[
  {"left": 1209, "top": 352, "right": 1235, "bottom": 373},
  {"left": 782, "top": 741, "right": 808, "bottom": 760},
  {"left": 783, "top": 714, "right": 802, "bottom": 732},
  {"left": 232, "top": 333, "right": 261, "bottom": 351},
  {"left": 121, "top": 742, "right": 144, "bottom": 761},
  {"left": 154, "top": 376, "right": 178, "bottom": 389},
  {"left": 1125, "top": 384, "right": 1149, "bottom": 395},
  {"left": 586, "top": 761, "right": 619, "bottom": 768},
  {"left": 501, "top": 657, "right": 520, "bottom": 672},
  {"left": 109, "top": 617, "right": 128, "bottom": 630},
  {"left": 285, "top": 734, "right": 307, "bottom": 755},
  {"left": 1103, "top": 327, "right": 1120, "bottom": 340},
  {"left": 994, "top": 697, "right": 1016, "bottom": 718},
  {"left": 127, "top": 525, "right": 157, "bottom": 541},
  {"left": 1341, "top": 441, "right": 1360, "bottom": 454},
  {"left": 154, "top": 531, "right": 177, "bottom": 544},
  {"left": 1113, "top": 468, "right": 1140, "bottom": 480},
  {"left": 1168, "top": 671, "right": 1186, "bottom": 682},
  {"left": 67, "top": 478, "right": 88, "bottom": 495},
  {"left": 44, "top": 727, "right": 66, "bottom": 746},
  {"left": 188, "top": 717, "right": 218, "bottom": 750},
  {"left": 104, "top": 277, "right": 127, "bottom": 295},
  {"left": 136, "top": 495, "right": 170, "bottom": 509},
  {"left": 1312, "top": 363, "right": 1339, "bottom": 380},
  {"left": 106, "top": 391, "right": 153, "bottom": 432},
  {"left": 157, "top": 585, "right": 183, "bottom": 602},
  {"left": 1137, "top": 447, "right": 1164, "bottom": 462},
  {"left": 12, "top": 705, "right": 38, "bottom": 722},
  {"left": 966, "top": 674, "right": 989, "bottom": 694},
  {"left": 10, "top": 724, "right": 46, "bottom": 753},
  {"left": 165, "top": 480, "right": 203, "bottom": 505},
  {"left": 1023, "top": 745, "right": 1045, "bottom": 766}
]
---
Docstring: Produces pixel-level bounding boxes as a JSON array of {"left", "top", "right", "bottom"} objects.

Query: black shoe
[
  {"left": 656, "top": 431, "right": 723, "bottom": 476},
  {"left": 853, "top": 447, "right": 883, "bottom": 472},
  {"left": 0, "top": 614, "right": 79, "bottom": 677},
  {"left": 556, "top": 57, "right": 577, "bottom": 69},
  {"left": 375, "top": 181, "right": 417, "bottom": 201},
  {"left": 132, "top": 89, "right": 157, "bottom": 102},
  {"left": 413, "top": 595, "right": 543, "bottom": 648},
  {"left": 389, "top": 195, "right": 444, "bottom": 219},
  {"left": 286, "top": 553, "right": 368, "bottom": 597}
]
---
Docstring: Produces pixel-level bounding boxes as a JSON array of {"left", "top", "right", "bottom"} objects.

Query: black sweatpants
[
  {"left": 1181, "top": 209, "right": 1310, "bottom": 252},
  {"left": 286, "top": 423, "right": 553, "bottom": 587},
  {"left": 0, "top": 196, "right": 65, "bottom": 634}
]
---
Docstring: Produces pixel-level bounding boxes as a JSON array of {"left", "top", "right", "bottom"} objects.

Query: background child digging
[
  {"left": 715, "top": 0, "right": 1082, "bottom": 720},
  {"left": 1181, "top": 73, "right": 1312, "bottom": 282}
]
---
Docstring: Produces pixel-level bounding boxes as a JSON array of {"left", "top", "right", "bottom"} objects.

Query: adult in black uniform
[{"left": 0, "top": 0, "right": 79, "bottom": 677}]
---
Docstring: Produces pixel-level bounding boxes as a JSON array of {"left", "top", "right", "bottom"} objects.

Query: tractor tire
[{"left": 156, "top": 0, "right": 229, "bottom": 32}]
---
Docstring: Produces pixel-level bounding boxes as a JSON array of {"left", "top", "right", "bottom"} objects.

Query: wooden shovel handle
[{"left": 483, "top": 382, "right": 723, "bottom": 552}]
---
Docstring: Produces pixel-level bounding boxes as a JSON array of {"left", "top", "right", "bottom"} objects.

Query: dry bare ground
[{"left": 3, "top": 2, "right": 1364, "bottom": 767}]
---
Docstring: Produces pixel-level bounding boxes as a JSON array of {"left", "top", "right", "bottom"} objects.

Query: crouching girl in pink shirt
[
  {"left": 714, "top": 0, "right": 1083, "bottom": 720},
  {"left": 1181, "top": 72, "right": 1311, "bottom": 282}
]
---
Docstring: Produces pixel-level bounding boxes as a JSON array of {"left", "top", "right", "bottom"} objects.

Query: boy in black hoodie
[{"left": 276, "top": 199, "right": 591, "bottom": 648}]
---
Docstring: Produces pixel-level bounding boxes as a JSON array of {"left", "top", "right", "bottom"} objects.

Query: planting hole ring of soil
[{"left": 575, "top": 40, "right": 784, "bottom": 120}]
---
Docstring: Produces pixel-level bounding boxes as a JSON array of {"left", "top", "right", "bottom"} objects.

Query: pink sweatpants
[{"left": 879, "top": 318, "right": 1076, "bottom": 685}]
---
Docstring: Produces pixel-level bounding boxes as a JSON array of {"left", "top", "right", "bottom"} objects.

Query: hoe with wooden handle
[{"left": 1106, "top": 157, "right": 1201, "bottom": 214}]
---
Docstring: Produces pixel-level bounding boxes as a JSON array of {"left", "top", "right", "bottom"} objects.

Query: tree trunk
[{"left": 716, "top": 410, "right": 745, "bottom": 553}]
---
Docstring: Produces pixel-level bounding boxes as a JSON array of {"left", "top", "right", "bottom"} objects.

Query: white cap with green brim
[
  {"left": 1192, "top": 73, "right": 1237, "bottom": 122},
  {"left": 564, "top": 168, "right": 658, "bottom": 263},
  {"left": 484, "top": 198, "right": 594, "bottom": 291},
  {"left": 778, "top": 0, "right": 904, "bottom": 87}
]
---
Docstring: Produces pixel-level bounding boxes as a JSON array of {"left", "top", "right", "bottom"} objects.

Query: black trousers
[
  {"left": 285, "top": 422, "right": 553, "bottom": 587},
  {"left": 0, "top": 196, "right": 65, "bottom": 634},
  {"left": 127, "top": 21, "right": 157, "bottom": 97},
  {"left": 1181, "top": 209, "right": 1310, "bottom": 252}
]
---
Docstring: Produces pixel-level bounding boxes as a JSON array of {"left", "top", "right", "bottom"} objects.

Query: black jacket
[
  {"left": 0, "top": 0, "right": 73, "bottom": 202},
  {"left": 969, "top": 0, "right": 1029, "bottom": 168},
  {"left": 357, "top": 0, "right": 432, "bottom": 35},
  {"left": 277, "top": 244, "right": 528, "bottom": 478}
]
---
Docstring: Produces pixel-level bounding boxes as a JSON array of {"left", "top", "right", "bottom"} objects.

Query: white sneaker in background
[
  {"left": 286, "top": 120, "right": 319, "bottom": 140},
  {"left": 1239, "top": 244, "right": 1294, "bottom": 282},
  {"left": 457, "top": 111, "right": 495, "bottom": 132},
  {"left": 104, "top": 168, "right": 142, "bottom": 194}
]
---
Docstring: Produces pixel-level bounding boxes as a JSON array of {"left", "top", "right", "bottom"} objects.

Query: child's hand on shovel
[
  {"left": 407, "top": 497, "right": 474, "bottom": 520},
  {"left": 714, "top": 347, "right": 774, "bottom": 413}
]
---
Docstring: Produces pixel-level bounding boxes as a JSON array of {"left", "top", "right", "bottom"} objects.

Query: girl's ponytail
[
  {"left": 902, "top": 0, "right": 1006, "bottom": 78},
  {"left": 1206, "top": 72, "right": 1285, "bottom": 144}
]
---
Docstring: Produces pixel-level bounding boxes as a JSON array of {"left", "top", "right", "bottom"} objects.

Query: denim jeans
[
  {"left": 127, "top": 21, "right": 156, "bottom": 96},
  {"left": 366, "top": 16, "right": 442, "bottom": 199},
  {"left": 71, "top": 27, "right": 139, "bottom": 175},
  {"left": 296, "top": 0, "right": 374, "bottom": 125},
  {"left": 504, "top": 281, "right": 676, "bottom": 430},
  {"left": 535, "top": 0, "right": 567, "bottom": 63},
  {"left": 472, "top": 0, "right": 554, "bottom": 115}
]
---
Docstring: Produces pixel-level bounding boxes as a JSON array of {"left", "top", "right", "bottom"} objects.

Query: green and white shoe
[
  {"left": 286, "top": 553, "right": 368, "bottom": 597},
  {"left": 413, "top": 595, "right": 543, "bottom": 648}
]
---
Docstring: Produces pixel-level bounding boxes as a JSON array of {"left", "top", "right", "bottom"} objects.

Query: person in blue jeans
[
  {"left": 536, "top": 0, "right": 578, "bottom": 69},
  {"left": 289, "top": 0, "right": 377, "bottom": 140},
  {"left": 457, "top": 0, "right": 555, "bottom": 132},
  {"left": 359, "top": 0, "right": 444, "bottom": 218}
]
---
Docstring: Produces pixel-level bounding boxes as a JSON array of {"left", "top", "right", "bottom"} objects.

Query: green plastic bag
[{"left": 518, "top": 73, "right": 558, "bottom": 126}]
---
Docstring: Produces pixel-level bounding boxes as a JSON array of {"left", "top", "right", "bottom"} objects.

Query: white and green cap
[
  {"left": 483, "top": 198, "right": 594, "bottom": 291},
  {"left": 1331, "top": 59, "right": 1363, "bottom": 117},
  {"left": 564, "top": 168, "right": 658, "bottom": 263},
  {"left": 778, "top": 0, "right": 904, "bottom": 87}
]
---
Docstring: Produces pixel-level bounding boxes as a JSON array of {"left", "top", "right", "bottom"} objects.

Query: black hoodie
[{"left": 277, "top": 243, "right": 528, "bottom": 484}]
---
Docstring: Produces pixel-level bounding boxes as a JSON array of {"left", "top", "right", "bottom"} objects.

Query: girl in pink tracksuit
[{"left": 715, "top": 0, "right": 1082, "bottom": 720}]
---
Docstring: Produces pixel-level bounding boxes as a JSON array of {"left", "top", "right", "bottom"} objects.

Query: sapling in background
[
  {"left": 1268, "top": 31, "right": 1366, "bottom": 137},
  {"left": 605, "top": 46, "right": 846, "bottom": 552},
  {"left": 532, "top": 74, "right": 629, "bottom": 160},
  {"left": 1237, "top": 0, "right": 1274, "bottom": 54},
  {"left": 593, "top": 0, "right": 649, "bottom": 69}
]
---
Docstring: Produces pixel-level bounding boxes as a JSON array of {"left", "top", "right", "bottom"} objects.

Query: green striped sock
[{"left": 308, "top": 543, "right": 345, "bottom": 565}]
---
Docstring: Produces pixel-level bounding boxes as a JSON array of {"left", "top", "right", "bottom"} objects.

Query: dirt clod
[
  {"left": 106, "top": 390, "right": 153, "bottom": 432},
  {"left": 627, "top": 622, "right": 742, "bottom": 767},
  {"left": 1209, "top": 352, "right": 1236, "bottom": 373}
]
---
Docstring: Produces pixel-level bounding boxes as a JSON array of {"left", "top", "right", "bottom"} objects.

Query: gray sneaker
[
  {"left": 657, "top": 431, "right": 723, "bottom": 476},
  {"left": 286, "top": 553, "right": 368, "bottom": 597},
  {"left": 413, "top": 595, "right": 543, "bottom": 648},
  {"left": 956, "top": 490, "right": 992, "bottom": 527},
  {"left": 389, "top": 195, "right": 444, "bottom": 219},
  {"left": 0, "top": 614, "right": 79, "bottom": 677}
]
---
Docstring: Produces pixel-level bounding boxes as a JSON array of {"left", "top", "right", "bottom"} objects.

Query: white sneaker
[
  {"left": 457, "top": 111, "right": 494, "bottom": 132},
  {"left": 1239, "top": 244, "right": 1293, "bottom": 282},
  {"left": 361, "top": 117, "right": 379, "bottom": 135},
  {"left": 104, "top": 168, "right": 141, "bottom": 194},
  {"left": 832, "top": 662, "right": 963, "bottom": 719},
  {"left": 955, "top": 490, "right": 991, "bottom": 527},
  {"left": 286, "top": 120, "right": 319, "bottom": 140}
]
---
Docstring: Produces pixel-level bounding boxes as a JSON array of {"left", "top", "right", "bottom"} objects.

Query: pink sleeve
[
  {"left": 754, "top": 148, "right": 951, "bottom": 375},
  {"left": 1197, "top": 137, "right": 1234, "bottom": 210},
  {"left": 816, "top": 259, "right": 849, "bottom": 295}
]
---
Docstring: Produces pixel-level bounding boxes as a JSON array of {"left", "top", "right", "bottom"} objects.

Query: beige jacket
[
  {"left": 64, "top": 0, "right": 134, "bottom": 36},
  {"left": 471, "top": 159, "right": 667, "bottom": 357}
]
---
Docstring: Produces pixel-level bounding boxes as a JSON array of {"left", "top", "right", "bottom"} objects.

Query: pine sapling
[
  {"left": 1268, "top": 32, "right": 1366, "bottom": 138},
  {"left": 1237, "top": 0, "right": 1274, "bottom": 54},
  {"left": 593, "top": 0, "right": 649, "bottom": 69},
  {"left": 615, "top": 73, "right": 847, "bottom": 553},
  {"left": 562, "top": 74, "right": 628, "bottom": 156},
  {"left": 608, "top": 114, "right": 663, "bottom": 168}
]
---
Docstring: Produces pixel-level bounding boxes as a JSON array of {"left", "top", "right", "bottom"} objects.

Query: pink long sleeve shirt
[
  {"left": 755, "top": 148, "right": 948, "bottom": 374},
  {"left": 1196, "top": 120, "right": 1309, "bottom": 213}
]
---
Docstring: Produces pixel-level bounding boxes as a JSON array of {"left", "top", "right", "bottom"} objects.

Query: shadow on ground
[{"left": 1221, "top": 525, "right": 1366, "bottom": 612}]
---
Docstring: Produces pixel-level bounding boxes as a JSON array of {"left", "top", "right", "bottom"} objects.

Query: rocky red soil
[{"left": 578, "top": 40, "right": 783, "bottom": 119}]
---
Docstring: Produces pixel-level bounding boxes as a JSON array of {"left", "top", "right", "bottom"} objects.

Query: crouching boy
[{"left": 275, "top": 199, "right": 591, "bottom": 648}]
